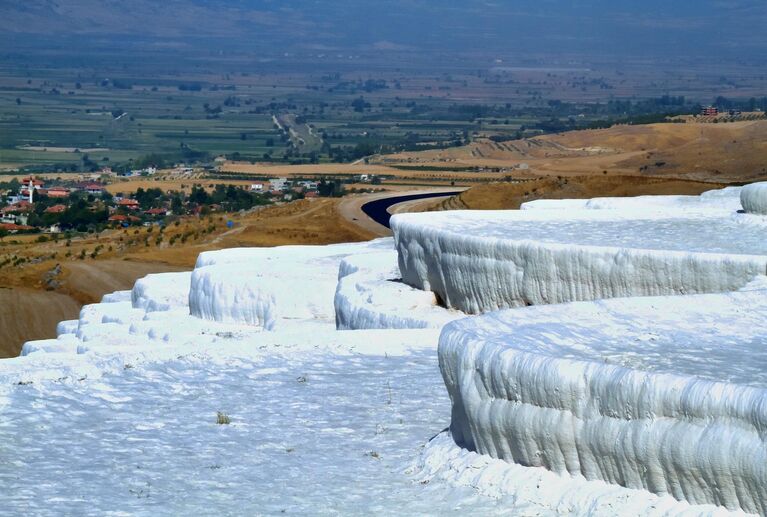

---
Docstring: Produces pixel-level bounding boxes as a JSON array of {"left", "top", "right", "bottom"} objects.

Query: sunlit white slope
[
  {"left": 189, "top": 239, "right": 394, "bottom": 329},
  {"left": 132, "top": 272, "right": 192, "bottom": 312},
  {"left": 439, "top": 285, "right": 767, "bottom": 514},
  {"left": 392, "top": 194, "right": 767, "bottom": 313},
  {"left": 334, "top": 251, "right": 464, "bottom": 330},
  {"left": 12, "top": 184, "right": 767, "bottom": 515},
  {"left": 741, "top": 182, "right": 767, "bottom": 215},
  {"left": 521, "top": 185, "right": 743, "bottom": 213}
]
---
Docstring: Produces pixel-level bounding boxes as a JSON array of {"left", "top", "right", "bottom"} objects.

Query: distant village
[{"left": 0, "top": 166, "right": 358, "bottom": 236}]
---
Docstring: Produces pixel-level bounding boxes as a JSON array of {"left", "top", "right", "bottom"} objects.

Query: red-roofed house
[
  {"left": 2, "top": 201, "right": 34, "bottom": 224},
  {"left": 145, "top": 208, "right": 168, "bottom": 217},
  {"left": 46, "top": 187, "right": 71, "bottom": 199},
  {"left": 84, "top": 183, "right": 105, "bottom": 196},
  {"left": 108, "top": 214, "right": 141, "bottom": 224},
  {"left": 117, "top": 199, "right": 140, "bottom": 210},
  {"left": 44, "top": 204, "right": 67, "bottom": 214},
  {"left": 0, "top": 223, "right": 34, "bottom": 233},
  {"left": 2, "top": 201, "right": 33, "bottom": 214}
]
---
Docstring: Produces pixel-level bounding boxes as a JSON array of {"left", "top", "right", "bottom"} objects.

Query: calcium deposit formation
[{"left": 6, "top": 182, "right": 767, "bottom": 515}]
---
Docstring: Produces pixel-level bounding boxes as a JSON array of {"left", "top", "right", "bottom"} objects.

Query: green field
[
  {"left": 0, "top": 78, "right": 285, "bottom": 168},
  {"left": 2, "top": 47, "right": 765, "bottom": 173}
]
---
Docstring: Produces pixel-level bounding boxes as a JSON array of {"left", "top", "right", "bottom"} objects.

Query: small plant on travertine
[{"left": 216, "top": 411, "right": 231, "bottom": 425}]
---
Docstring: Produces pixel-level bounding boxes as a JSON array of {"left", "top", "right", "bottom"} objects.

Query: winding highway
[
  {"left": 360, "top": 191, "right": 461, "bottom": 228},
  {"left": 338, "top": 187, "right": 465, "bottom": 237}
]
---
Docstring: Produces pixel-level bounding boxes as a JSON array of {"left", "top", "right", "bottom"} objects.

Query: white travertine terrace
[
  {"left": 334, "top": 251, "right": 463, "bottom": 329},
  {"left": 188, "top": 239, "right": 393, "bottom": 329},
  {"left": 438, "top": 287, "right": 767, "bottom": 514},
  {"left": 131, "top": 272, "right": 192, "bottom": 312},
  {"left": 520, "top": 185, "right": 743, "bottom": 213},
  {"left": 10, "top": 184, "right": 767, "bottom": 515},
  {"left": 741, "top": 182, "right": 767, "bottom": 215},
  {"left": 391, "top": 205, "right": 767, "bottom": 314}
]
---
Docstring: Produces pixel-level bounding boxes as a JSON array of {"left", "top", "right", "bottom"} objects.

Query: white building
[
  {"left": 298, "top": 180, "right": 319, "bottom": 191},
  {"left": 269, "top": 178, "right": 288, "bottom": 191}
]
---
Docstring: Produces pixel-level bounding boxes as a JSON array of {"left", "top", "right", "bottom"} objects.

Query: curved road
[
  {"left": 361, "top": 191, "right": 461, "bottom": 229},
  {"left": 338, "top": 188, "right": 465, "bottom": 237}
]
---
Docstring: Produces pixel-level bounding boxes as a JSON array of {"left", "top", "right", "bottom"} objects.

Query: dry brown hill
[
  {"left": 431, "top": 175, "right": 727, "bottom": 211},
  {"left": 375, "top": 120, "right": 767, "bottom": 184}
]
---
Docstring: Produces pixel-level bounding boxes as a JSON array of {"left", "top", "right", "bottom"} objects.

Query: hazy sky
[{"left": 2, "top": 0, "right": 766, "bottom": 61}]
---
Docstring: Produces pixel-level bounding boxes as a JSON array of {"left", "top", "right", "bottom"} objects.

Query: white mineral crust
[
  {"left": 392, "top": 203, "right": 767, "bottom": 314},
  {"left": 438, "top": 288, "right": 767, "bottom": 514},
  {"left": 8, "top": 186, "right": 767, "bottom": 515},
  {"left": 334, "top": 251, "right": 464, "bottom": 329},
  {"left": 741, "top": 182, "right": 767, "bottom": 215},
  {"left": 189, "top": 239, "right": 393, "bottom": 329}
]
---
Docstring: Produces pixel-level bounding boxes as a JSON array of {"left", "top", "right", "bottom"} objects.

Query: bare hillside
[
  {"left": 377, "top": 120, "right": 767, "bottom": 184},
  {"left": 430, "top": 176, "right": 727, "bottom": 211}
]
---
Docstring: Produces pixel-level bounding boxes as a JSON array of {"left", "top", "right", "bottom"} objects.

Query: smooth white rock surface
[
  {"left": 56, "top": 319, "right": 79, "bottom": 336},
  {"left": 392, "top": 200, "right": 767, "bottom": 314},
  {"left": 8, "top": 192, "right": 767, "bottom": 515},
  {"left": 131, "top": 272, "right": 192, "bottom": 312},
  {"left": 4, "top": 323, "right": 742, "bottom": 516},
  {"left": 77, "top": 301, "right": 136, "bottom": 329},
  {"left": 335, "top": 251, "right": 464, "bottom": 330},
  {"left": 521, "top": 186, "right": 743, "bottom": 214},
  {"left": 741, "top": 182, "right": 767, "bottom": 215},
  {"left": 194, "top": 238, "right": 393, "bottom": 268},
  {"left": 413, "top": 432, "right": 742, "bottom": 517},
  {"left": 438, "top": 288, "right": 767, "bottom": 513},
  {"left": 100, "top": 290, "right": 132, "bottom": 303},
  {"left": 20, "top": 335, "right": 79, "bottom": 356},
  {"left": 189, "top": 239, "right": 394, "bottom": 329}
]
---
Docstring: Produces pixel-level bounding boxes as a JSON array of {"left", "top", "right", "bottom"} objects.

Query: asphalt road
[{"left": 360, "top": 191, "right": 462, "bottom": 228}]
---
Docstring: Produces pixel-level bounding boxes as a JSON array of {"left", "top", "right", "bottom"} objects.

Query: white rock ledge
[
  {"left": 100, "top": 290, "right": 132, "bottom": 303},
  {"left": 438, "top": 290, "right": 767, "bottom": 514},
  {"left": 741, "top": 182, "right": 767, "bottom": 215},
  {"left": 131, "top": 272, "right": 192, "bottom": 312},
  {"left": 334, "top": 251, "right": 464, "bottom": 329},
  {"left": 189, "top": 239, "right": 393, "bottom": 329},
  {"left": 56, "top": 319, "right": 79, "bottom": 336},
  {"left": 521, "top": 186, "right": 744, "bottom": 214},
  {"left": 413, "top": 432, "right": 740, "bottom": 516},
  {"left": 392, "top": 208, "right": 767, "bottom": 314}
]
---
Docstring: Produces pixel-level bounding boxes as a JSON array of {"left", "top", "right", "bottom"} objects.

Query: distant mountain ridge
[{"left": 1, "top": 0, "right": 766, "bottom": 60}]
